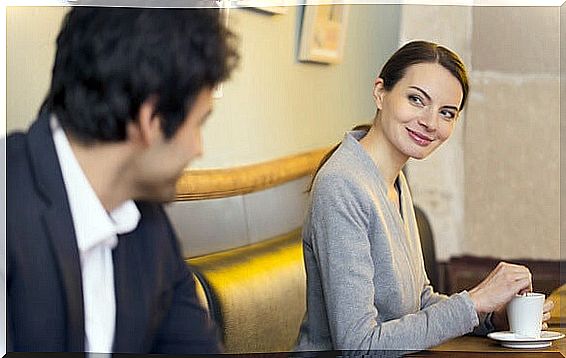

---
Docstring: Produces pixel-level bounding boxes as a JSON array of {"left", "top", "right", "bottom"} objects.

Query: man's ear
[
  {"left": 128, "top": 97, "right": 163, "bottom": 146},
  {"left": 373, "top": 78, "right": 386, "bottom": 110}
]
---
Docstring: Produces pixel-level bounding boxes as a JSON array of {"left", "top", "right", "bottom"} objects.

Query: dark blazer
[{"left": 6, "top": 112, "right": 221, "bottom": 354}]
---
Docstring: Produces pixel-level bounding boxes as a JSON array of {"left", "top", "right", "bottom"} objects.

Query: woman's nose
[{"left": 418, "top": 111, "right": 437, "bottom": 131}]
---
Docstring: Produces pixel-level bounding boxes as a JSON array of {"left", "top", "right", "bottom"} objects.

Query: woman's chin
[{"left": 408, "top": 150, "right": 431, "bottom": 160}]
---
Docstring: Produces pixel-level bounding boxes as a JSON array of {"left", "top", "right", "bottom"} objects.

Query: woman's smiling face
[{"left": 374, "top": 62, "right": 464, "bottom": 160}]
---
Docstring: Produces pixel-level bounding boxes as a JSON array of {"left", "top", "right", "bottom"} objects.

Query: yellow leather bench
[{"left": 187, "top": 228, "right": 306, "bottom": 353}]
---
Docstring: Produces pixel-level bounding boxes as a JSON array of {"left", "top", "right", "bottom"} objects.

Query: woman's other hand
[
  {"left": 541, "top": 299, "right": 554, "bottom": 330},
  {"left": 468, "top": 262, "right": 532, "bottom": 314},
  {"left": 491, "top": 297, "right": 554, "bottom": 331}
]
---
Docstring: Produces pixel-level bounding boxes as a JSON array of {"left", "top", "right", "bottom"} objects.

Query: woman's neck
[{"left": 359, "top": 122, "right": 408, "bottom": 189}]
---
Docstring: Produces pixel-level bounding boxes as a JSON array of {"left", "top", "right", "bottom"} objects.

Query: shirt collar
[{"left": 50, "top": 116, "right": 140, "bottom": 253}]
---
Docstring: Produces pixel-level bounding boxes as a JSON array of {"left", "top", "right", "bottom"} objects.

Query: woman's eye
[
  {"left": 409, "top": 95, "right": 423, "bottom": 105},
  {"left": 441, "top": 110, "right": 456, "bottom": 120}
]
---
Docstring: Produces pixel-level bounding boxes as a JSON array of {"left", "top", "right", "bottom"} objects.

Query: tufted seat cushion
[{"left": 187, "top": 228, "right": 306, "bottom": 353}]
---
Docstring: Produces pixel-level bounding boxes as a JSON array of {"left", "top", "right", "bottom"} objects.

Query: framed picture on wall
[{"left": 298, "top": 3, "right": 350, "bottom": 64}]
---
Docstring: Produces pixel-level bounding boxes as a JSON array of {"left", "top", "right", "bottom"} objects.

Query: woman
[{"left": 295, "top": 41, "right": 553, "bottom": 354}]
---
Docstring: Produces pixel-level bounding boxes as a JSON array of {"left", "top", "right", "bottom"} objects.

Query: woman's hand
[{"left": 468, "top": 262, "right": 532, "bottom": 314}]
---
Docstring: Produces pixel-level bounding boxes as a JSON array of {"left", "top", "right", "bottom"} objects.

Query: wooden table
[
  {"left": 408, "top": 285, "right": 566, "bottom": 357},
  {"left": 406, "top": 327, "right": 566, "bottom": 357}
]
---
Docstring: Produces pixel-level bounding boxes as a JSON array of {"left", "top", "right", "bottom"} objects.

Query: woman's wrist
[
  {"left": 468, "top": 288, "right": 485, "bottom": 314},
  {"left": 491, "top": 307, "right": 508, "bottom": 330}
]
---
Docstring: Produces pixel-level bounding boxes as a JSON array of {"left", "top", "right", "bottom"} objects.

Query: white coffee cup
[{"left": 506, "top": 292, "right": 545, "bottom": 338}]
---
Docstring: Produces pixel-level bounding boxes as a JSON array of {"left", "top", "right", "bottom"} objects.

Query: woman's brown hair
[{"left": 307, "top": 40, "right": 469, "bottom": 192}]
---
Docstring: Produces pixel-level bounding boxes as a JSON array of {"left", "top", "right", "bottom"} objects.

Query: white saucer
[{"left": 487, "top": 331, "right": 565, "bottom": 349}]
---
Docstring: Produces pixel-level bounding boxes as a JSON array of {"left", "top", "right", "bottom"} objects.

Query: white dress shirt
[{"left": 50, "top": 117, "right": 140, "bottom": 353}]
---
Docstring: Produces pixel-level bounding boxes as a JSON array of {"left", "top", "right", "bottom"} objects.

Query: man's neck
[{"left": 67, "top": 135, "right": 137, "bottom": 212}]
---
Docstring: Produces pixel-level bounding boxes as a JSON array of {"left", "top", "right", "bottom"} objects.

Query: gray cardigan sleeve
[
  {"left": 421, "top": 285, "right": 495, "bottom": 336},
  {"left": 310, "top": 175, "right": 480, "bottom": 351}
]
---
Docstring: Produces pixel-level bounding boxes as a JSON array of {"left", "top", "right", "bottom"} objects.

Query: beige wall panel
[
  {"left": 401, "top": 5, "right": 560, "bottom": 261},
  {"left": 400, "top": 5, "right": 472, "bottom": 64},
  {"left": 6, "top": 6, "right": 69, "bottom": 133},
  {"left": 472, "top": 6, "right": 559, "bottom": 74},
  {"left": 464, "top": 73, "right": 559, "bottom": 260},
  {"left": 165, "top": 195, "right": 249, "bottom": 258},
  {"left": 243, "top": 177, "right": 309, "bottom": 244}
]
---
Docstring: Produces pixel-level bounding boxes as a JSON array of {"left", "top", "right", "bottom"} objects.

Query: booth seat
[
  {"left": 187, "top": 228, "right": 305, "bottom": 353},
  {"left": 185, "top": 206, "right": 437, "bottom": 354}
]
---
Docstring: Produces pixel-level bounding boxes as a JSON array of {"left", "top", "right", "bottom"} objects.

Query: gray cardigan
[{"left": 295, "top": 130, "right": 491, "bottom": 354}]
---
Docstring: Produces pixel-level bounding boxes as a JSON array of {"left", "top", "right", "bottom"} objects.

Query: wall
[
  {"left": 6, "top": 5, "right": 401, "bottom": 170},
  {"left": 6, "top": 7, "right": 64, "bottom": 133},
  {"left": 197, "top": 5, "right": 401, "bottom": 168},
  {"left": 402, "top": 5, "right": 560, "bottom": 261},
  {"left": 464, "top": 6, "right": 560, "bottom": 260}
]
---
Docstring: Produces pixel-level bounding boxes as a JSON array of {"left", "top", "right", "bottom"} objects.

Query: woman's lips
[{"left": 406, "top": 128, "right": 433, "bottom": 146}]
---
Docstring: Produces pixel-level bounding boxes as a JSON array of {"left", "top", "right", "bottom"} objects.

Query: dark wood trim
[{"left": 440, "top": 256, "right": 565, "bottom": 295}]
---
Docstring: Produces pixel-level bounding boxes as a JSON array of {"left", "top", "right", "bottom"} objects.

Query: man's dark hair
[{"left": 41, "top": 6, "right": 239, "bottom": 143}]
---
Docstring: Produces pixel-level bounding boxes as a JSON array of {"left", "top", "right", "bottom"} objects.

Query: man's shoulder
[
  {"left": 6, "top": 130, "right": 35, "bottom": 192},
  {"left": 129, "top": 201, "right": 183, "bottom": 264},
  {"left": 134, "top": 201, "right": 175, "bottom": 238},
  {"left": 7, "top": 130, "right": 28, "bottom": 157},
  {"left": 6, "top": 117, "right": 46, "bottom": 168},
  {"left": 135, "top": 201, "right": 167, "bottom": 219}
]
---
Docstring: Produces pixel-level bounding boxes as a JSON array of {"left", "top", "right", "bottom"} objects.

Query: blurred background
[{"left": 6, "top": 3, "right": 565, "bottom": 294}]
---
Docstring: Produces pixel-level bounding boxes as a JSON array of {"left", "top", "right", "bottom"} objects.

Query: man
[{"left": 6, "top": 6, "right": 239, "bottom": 354}]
